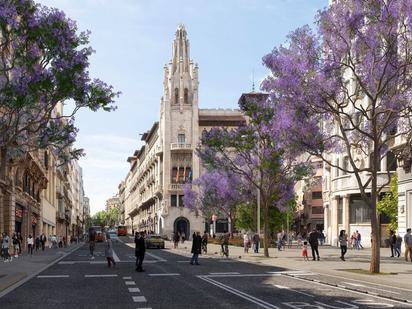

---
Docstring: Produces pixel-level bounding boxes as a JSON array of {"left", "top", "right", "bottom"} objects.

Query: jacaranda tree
[
  {"left": 262, "top": 0, "right": 412, "bottom": 272},
  {"left": 0, "top": 0, "right": 119, "bottom": 179},
  {"left": 183, "top": 169, "right": 253, "bottom": 235},
  {"left": 197, "top": 93, "right": 308, "bottom": 257}
]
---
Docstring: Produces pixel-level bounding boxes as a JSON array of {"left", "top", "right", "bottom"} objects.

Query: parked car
[{"left": 146, "top": 234, "right": 165, "bottom": 249}]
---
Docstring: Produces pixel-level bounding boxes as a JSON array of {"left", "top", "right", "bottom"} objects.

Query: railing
[
  {"left": 170, "top": 143, "right": 192, "bottom": 151},
  {"left": 331, "top": 172, "right": 393, "bottom": 192},
  {"left": 168, "top": 183, "right": 190, "bottom": 191}
]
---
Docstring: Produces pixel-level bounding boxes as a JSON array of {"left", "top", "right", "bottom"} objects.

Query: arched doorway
[{"left": 174, "top": 217, "right": 190, "bottom": 240}]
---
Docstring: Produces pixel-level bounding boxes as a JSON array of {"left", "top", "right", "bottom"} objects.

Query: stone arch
[{"left": 174, "top": 216, "right": 190, "bottom": 240}]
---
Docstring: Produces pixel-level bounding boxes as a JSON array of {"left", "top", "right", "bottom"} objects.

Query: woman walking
[
  {"left": 104, "top": 233, "right": 116, "bottom": 268},
  {"left": 339, "top": 230, "right": 348, "bottom": 261},
  {"left": 243, "top": 232, "right": 250, "bottom": 253},
  {"left": 27, "top": 234, "right": 34, "bottom": 256}
]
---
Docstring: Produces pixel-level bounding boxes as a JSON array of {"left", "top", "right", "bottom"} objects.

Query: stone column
[
  {"left": 331, "top": 197, "right": 339, "bottom": 246},
  {"left": 343, "top": 194, "right": 350, "bottom": 235}
]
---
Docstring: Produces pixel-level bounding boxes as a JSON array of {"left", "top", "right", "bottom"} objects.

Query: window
[
  {"left": 178, "top": 167, "right": 185, "bottom": 184},
  {"left": 174, "top": 88, "right": 179, "bottom": 104},
  {"left": 179, "top": 195, "right": 184, "bottom": 207},
  {"left": 342, "top": 156, "right": 349, "bottom": 175},
  {"left": 172, "top": 167, "right": 178, "bottom": 184},
  {"left": 44, "top": 151, "right": 49, "bottom": 170},
  {"left": 171, "top": 195, "right": 177, "bottom": 207},
  {"left": 386, "top": 151, "right": 397, "bottom": 171},
  {"left": 178, "top": 134, "right": 185, "bottom": 144},
  {"left": 350, "top": 195, "right": 371, "bottom": 223},
  {"left": 311, "top": 191, "right": 322, "bottom": 200},
  {"left": 311, "top": 206, "right": 324, "bottom": 214},
  {"left": 337, "top": 197, "right": 343, "bottom": 224},
  {"left": 184, "top": 88, "right": 189, "bottom": 104}
]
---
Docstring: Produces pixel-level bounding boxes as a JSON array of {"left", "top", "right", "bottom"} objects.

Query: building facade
[{"left": 122, "top": 25, "right": 245, "bottom": 239}]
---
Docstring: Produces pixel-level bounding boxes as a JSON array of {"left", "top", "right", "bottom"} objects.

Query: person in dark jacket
[
  {"left": 389, "top": 230, "right": 397, "bottom": 257},
  {"left": 190, "top": 231, "right": 202, "bottom": 265},
  {"left": 135, "top": 232, "right": 146, "bottom": 272},
  {"left": 309, "top": 229, "right": 320, "bottom": 261}
]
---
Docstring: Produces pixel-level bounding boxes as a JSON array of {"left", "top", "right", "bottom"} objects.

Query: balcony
[
  {"left": 170, "top": 143, "right": 192, "bottom": 152},
  {"left": 168, "top": 183, "right": 190, "bottom": 191},
  {"left": 155, "top": 145, "right": 163, "bottom": 156},
  {"left": 331, "top": 172, "right": 392, "bottom": 193}
]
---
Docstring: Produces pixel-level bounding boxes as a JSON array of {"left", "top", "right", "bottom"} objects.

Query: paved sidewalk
[
  {"left": 0, "top": 242, "right": 82, "bottom": 295},
  {"left": 168, "top": 240, "right": 412, "bottom": 291}
]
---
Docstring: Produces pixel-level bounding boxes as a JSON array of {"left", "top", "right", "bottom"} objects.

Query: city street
[{"left": 1, "top": 237, "right": 411, "bottom": 309}]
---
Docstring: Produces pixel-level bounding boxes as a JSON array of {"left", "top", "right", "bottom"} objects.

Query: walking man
[
  {"left": 253, "top": 233, "right": 260, "bottom": 253},
  {"left": 405, "top": 228, "right": 412, "bottom": 262},
  {"left": 339, "top": 230, "right": 348, "bottom": 261},
  {"left": 104, "top": 233, "right": 116, "bottom": 268},
  {"left": 135, "top": 232, "right": 146, "bottom": 272},
  {"left": 1, "top": 233, "right": 11, "bottom": 262},
  {"left": 40, "top": 233, "right": 47, "bottom": 251},
  {"left": 190, "top": 231, "right": 202, "bottom": 265},
  {"left": 88, "top": 227, "right": 96, "bottom": 259},
  {"left": 389, "top": 230, "right": 397, "bottom": 257},
  {"left": 309, "top": 228, "right": 320, "bottom": 261}
]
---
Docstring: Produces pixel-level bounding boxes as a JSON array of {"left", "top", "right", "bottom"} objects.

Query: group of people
[
  {"left": 172, "top": 231, "right": 186, "bottom": 248},
  {"left": 389, "top": 228, "right": 412, "bottom": 261},
  {"left": 1, "top": 232, "right": 48, "bottom": 262},
  {"left": 243, "top": 232, "right": 260, "bottom": 254}
]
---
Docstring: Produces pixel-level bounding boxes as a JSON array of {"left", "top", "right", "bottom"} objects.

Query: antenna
[{"left": 252, "top": 69, "right": 255, "bottom": 92}]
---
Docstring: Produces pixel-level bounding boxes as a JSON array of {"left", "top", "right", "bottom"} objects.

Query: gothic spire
[{"left": 171, "top": 24, "right": 190, "bottom": 74}]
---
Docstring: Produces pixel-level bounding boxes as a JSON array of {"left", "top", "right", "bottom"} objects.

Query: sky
[{"left": 36, "top": 0, "right": 327, "bottom": 215}]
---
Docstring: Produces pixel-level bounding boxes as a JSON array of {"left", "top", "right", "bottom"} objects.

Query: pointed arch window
[
  {"left": 174, "top": 88, "right": 179, "bottom": 104},
  {"left": 184, "top": 88, "right": 189, "bottom": 104}
]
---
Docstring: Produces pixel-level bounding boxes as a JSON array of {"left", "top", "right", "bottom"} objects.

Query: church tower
[{"left": 159, "top": 24, "right": 202, "bottom": 237}]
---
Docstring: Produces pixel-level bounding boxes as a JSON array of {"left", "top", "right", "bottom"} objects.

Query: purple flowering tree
[
  {"left": 196, "top": 93, "right": 308, "bottom": 257},
  {"left": 183, "top": 170, "right": 252, "bottom": 235},
  {"left": 262, "top": 0, "right": 412, "bottom": 272},
  {"left": 0, "top": 0, "right": 119, "bottom": 179}
]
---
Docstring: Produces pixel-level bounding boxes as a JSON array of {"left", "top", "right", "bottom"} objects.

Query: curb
[{"left": 0, "top": 243, "right": 83, "bottom": 299}]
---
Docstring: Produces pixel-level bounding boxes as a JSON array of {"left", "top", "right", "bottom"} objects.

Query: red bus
[{"left": 117, "top": 225, "right": 127, "bottom": 236}]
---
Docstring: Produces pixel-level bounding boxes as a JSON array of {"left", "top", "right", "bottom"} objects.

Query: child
[{"left": 302, "top": 241, "right": 309, "bottom": 261}]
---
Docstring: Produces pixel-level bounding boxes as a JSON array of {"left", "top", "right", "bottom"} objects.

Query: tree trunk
[
  {"left": 370, "top": 168, "right": 380, "bottom": 273},
  {"left": 263, "top": 202, "right": 270, "bottom": 257}
]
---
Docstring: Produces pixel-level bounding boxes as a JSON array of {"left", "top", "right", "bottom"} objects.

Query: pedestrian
[
  {"left": 40, "top": 233, "right": 47, "bottom": 251},
  {"left": 27, "top": 234, "right": 34, "bottom": 256},
  {"left": 297, "top": 233, "right": 302, "bottom": 248},
  {"left": 201, "top": 231, "right": 208, "bottom": 254},
  {"left": 301, "top": 241, "right": 309, "bottom": 261},
  {"left": 12, "top": 233, "right": 19, "bottom": 258},
  {"left": 135, "top": 232, "right": 146, "bottom": 272},
  {"left": 389, "top": 230, "right": 397, "bottom": 257},
  {"left": 17, "top": 232, "right": 23, "bottom": 254},
  {"left": 173, "top": 232, "right": 180, "bottom": 249},
  {"left": 89, "top": 228, "right": 96, "bottom": 259},
  {"left": 395, "top": 234, "right": 402, "bottom": 258},
  {"left": 339, "top": 230, "right": 348, "bottom": 261},
  {"left": 1, "top": 233, "right": 11, "bottom": 262},
  {"left": 243, "top": 232, "right": 250, "bottom": 253},
  {"left": 35, "top": 236, "right": 40, "bottom": 251},
  {"left": 350, "top": 232, "right": 358, "bottom": 250},
  {"left": 190, "top": 231, "right": 202, "bottom": 265},
  {"left": 319, "top": 231, "right": 325, "bottom": 246},
  {"left": 404, "top": 228, "right": 412, "bottom": 262},
  {"left": 356, "top": 231, "right": 363, "bottom": 249},
  {"left": 309, "top": 228, "right": 320, "bottom": 261},
  {"left": 253, "top": 233, "right": 260, "bottom": 253},
  {"left": 104, "top": 233, "right": 116, "bottom": 268},
  {"left": 181, "top": 231, "right": 186, "bottom": 243}
]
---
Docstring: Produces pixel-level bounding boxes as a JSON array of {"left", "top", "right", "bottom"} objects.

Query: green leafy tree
[{"left": 378, "top": 174, "right": 398, "bottom": 234}]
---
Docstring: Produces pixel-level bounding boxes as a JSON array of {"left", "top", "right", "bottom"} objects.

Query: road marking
[
  {"left": 148, "top": 273, "right": 180, "bottom": 277},
  {"left": 268, "top": 271, "right": 315, "bottom": 276},
  {"left": 198, "top": 276, "right": 281, "bottom": 309},
  {"left": 84, "top": 274, "right": 118, "bottom": 278},
  {"left": 342, "top": 282, "right": 365, "bottom": 287},
  {"left": 145, "top": 251, "right": 167, "bottom": 262},
  {"left": 177, "top": 260, "right": 190, "bottom": 263},
  {"left": 112, "top": 249, "right": 120, "bottom": 262},
  {"left": 132, "top": 296, "right": 147, "bottom": 302},
  {"left": 125, "top": 281, "right": 136, "bottom": 285},
  {"left": 37, "top": 275, "right": 69, "bottom": 278},
  {"left": 128, "top": 287, "right": 140, "bottom": 293},
  {"left": 123, "top": 276, "right": 132, "bottom": 280},
  {"left": 209, "top": 272, "right": 240, "bottom": 275},
  {"left": 342, "top": 282, "right": 401, "bottom": 295},
  {"left": 205, "top": 274, "right": 277, "bottom": 278},
  {"left": 273, "top": 284, "right": 314, "bottom": 297},
  {"left": 58, "top": 261, "right": 75, "bottom": 265}
]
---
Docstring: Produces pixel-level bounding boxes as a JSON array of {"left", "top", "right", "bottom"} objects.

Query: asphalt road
[{"left": 1, "top": 236, "right": 411, "bottom": 309}]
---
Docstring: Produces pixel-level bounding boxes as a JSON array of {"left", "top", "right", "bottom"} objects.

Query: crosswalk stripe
[{"left": 132, "top": 296, "right": 147, "bottom": 302}]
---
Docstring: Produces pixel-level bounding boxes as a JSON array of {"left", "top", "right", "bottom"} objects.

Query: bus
[{"left": 117, "top": 225, "right": 127, "bottom": 236}]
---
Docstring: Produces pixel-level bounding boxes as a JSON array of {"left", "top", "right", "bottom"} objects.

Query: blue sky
[{"left": 37, "top": 0, "right": 327, "bottom": 215}]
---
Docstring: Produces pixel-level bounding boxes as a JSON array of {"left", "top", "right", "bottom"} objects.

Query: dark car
[{"left": 146, "top": 234, "right": 165, "bottom": 249}]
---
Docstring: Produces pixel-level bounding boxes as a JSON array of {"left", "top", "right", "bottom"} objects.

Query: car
[
  {"left": 108, "top": 232, "right": 119, "bottom": 242},
  {"left": 96, "top": 232, "right": 104, "bottom": 242},
  {"left": 145, "top": 234, "right": 165, "bottom": 249}
]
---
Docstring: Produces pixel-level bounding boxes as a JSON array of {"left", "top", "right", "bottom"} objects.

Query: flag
[
  {"left": 175, "top": 168, "right": 179, "bottom": 184},
  {"left": 183, "top": 167, "right": 186, "bottom": 183}
]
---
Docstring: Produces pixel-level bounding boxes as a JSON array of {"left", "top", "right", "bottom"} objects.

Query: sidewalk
[
  {"left": 168, "top": 241, "right": 412, "bottom": 290},
  {"left": 0, "top": 242, "right": 82, "bottom": 295}
]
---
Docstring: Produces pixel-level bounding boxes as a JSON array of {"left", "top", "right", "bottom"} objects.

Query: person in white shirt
[{"left": 27, "top": 234, "right": 34, "bottom": 255}]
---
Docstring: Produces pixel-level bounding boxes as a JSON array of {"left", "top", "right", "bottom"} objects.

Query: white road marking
[
  {"left": 125, "top": 281, "right": 136, "bottom": 285},
  {"left": 145, "top": 251, "right": 167, "bottom": 262},
  {"left": 128, "top": 287, "right": 140, "bottom": 293},
  {"left": 123, "top": 276, "right": 132, "bottom": 280},
  {"left": 132, "top": 296, "right": 147, "bottom": 302},
  {"left": 273, "top": 284, "right": 314, "bottom": 297},
  {"left": 148, "top": 273, "right": 180, "bottom": 277},
  {"left": 37, "top": 275, "right": 69, "bottom": 278},
  {"left": 58, "top": 261, "right": 74, "bottom": 265},
  {"left": 209, "top": 272, "right": 240, "bottom": 275},
  {"left": 342, "top": 282, "right": 401, "bottom": 295},
  {"left": 342, "top": 282, "right": 365, "bottom": 287},
  {"left": 177, "top": 260, "right": 190, "bottom": 263},
  {"left": 112, "top": 249, "right": 120, "bottom": 262},
  {"left": 198, "top": 276, "right": 281, "bottom": 309},
  {"left": 84, "top": 274, "right": 118, "bottom": 278}
]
